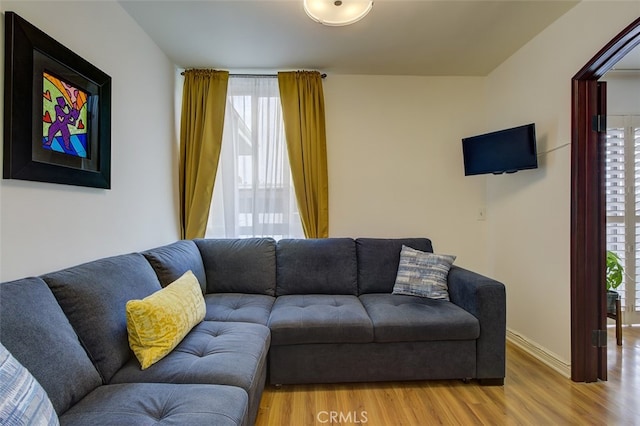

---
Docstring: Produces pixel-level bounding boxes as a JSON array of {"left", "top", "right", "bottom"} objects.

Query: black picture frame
[{"left": 3, "top": 12, "right": 111, "bottom": 189}]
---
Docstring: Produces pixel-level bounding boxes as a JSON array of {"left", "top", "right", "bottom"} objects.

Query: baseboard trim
[{"left": 506, "top": 329, "right": 571, "bottom": 378}]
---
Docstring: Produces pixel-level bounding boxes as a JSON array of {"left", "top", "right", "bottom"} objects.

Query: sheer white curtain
[{"left": 205, "top": 77, "right": 304, "bottom": 239}]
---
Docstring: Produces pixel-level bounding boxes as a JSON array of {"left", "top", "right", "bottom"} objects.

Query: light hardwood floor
[{"left": 255, "top": 326, "right": 640, "bottom": 425}]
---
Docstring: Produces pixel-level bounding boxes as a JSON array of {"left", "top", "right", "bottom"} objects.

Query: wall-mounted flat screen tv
[{"left": 462, "top": 123, "right": 538, "bottom": 176}]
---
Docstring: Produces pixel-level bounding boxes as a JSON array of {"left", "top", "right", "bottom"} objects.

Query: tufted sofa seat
[
  {"left": 204, "top": 293, "right": 275, "bottom": 324},
  {"left": 60, "top": 383, "right": 249, "bottom": 426},
  {"left": 109, "top": 320, "right": 270, "bottom": 419},
  {"left": 269, "top": 295, "right": 374, "bottom": 345},
  {"left": 358, "top": 294, "right": 480, "bottom": 343}
]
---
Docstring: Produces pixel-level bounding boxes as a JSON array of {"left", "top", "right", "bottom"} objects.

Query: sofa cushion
[
  {"left": 392, "top": 245, "right": 455, "bottom": 300},
  {"left": 356, "top": 238, "right": 433, "bottom": 294},
  {"left": 59, "top": 383, "right": 248, "bottom": 426},
  {"left": 0, "top": 277, "right": 102, "bottom": 415},
  {"left": 111, "top": 321, "right": 269, "bottom": 386},
  {"left": 276, "top": 238, "right": 357, "bottom": 296},
  {"left": 195, "top": 238, "right": 276, "bottom": 295},
  {"left": 143, "top": 240, "right": 207, "bottom": 292},
  {"left": 110, "top": 321, "right": 270, "bottom": 426},
  {"left": 43, "top": 253, "right": 162, "bottom": 383},
  {"left": 268, "top": 295, "right": 373, "bottom": 345},
  {"left": 205, "top": 293, "right": 276, "bottom": 325},
  {"left": 0, "top": 342, "right": 59, "bottom": 425},
  {"left": 126, "top": 271, "right": 206, "bottom": 369},
  {"left": 359, "top": 293, "right": 480, "bottom": 343}
]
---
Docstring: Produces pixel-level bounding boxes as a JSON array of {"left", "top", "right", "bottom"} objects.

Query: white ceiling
[{"left": 119, "top": 0, "right": 580, "bottom": 76}]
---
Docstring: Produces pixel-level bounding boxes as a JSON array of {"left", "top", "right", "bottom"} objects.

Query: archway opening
[{"left": 571, "top": 17, "right": 640, "bottom": 382}]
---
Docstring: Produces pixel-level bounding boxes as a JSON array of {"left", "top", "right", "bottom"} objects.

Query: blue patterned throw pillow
[
  {"left": 0, "top": 343, "right": 59, "bottom": 426},
  {"left": 392, "top": 245, "right": 456, "bottom": 300}
]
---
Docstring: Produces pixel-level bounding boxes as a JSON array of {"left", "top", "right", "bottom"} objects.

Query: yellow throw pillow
[{"left": 126, "top": 270, "right": 205, "bottom": 369}]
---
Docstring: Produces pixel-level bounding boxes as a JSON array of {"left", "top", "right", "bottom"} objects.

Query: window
[
  {"left": 205, "top": 77, "right": 304, "bottom": 239},
  {"left": 605, "top": 115, "right": 640, "bottom": 324}
]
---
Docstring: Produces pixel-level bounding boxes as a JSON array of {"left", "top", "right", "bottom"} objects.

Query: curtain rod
[
  {"left": 231, "top": 73, "right": 327, "bottom": 79},
  {"left": 230, "top": 74, "right": 278, "bottom": 78},
  {"left": 181, "top": 71, "right": 326, "bottom": 79}
]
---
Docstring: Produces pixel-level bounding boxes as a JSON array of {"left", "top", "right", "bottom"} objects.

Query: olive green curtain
[
  {"left": 179, "top": 69, "right": 229, "bottom": 239},
  {"left": 277, "top": 71, "right": 329, "bottom": 238}
]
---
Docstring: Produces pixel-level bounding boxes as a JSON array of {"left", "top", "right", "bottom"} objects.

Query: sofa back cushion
[
  {"left": 356, "top": 238, "right": 433, "bottom": 294},
  {"left": 195, "top": 238, "right": 277, "bottom": 296},
  {"left": 276, "top": 238, "right": 358, "bottom": 296},
  {"left": 142, "top": 240, "right": 207, "bottom": 292},
  {"left": 0, "top": 277, "right": 102, "bottom": 415},
  {"left": 43, "top": 253, "right": 162, "bottom": 383}
]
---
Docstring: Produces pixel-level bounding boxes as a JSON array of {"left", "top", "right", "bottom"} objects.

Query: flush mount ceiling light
[{"left": 303, "top": 0, "right": 374, "bottom": 26}]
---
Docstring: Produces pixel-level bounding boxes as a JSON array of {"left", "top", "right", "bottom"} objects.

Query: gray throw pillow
[
  {"left": 392, "top": 245, "right": 456, "bottom": 300},
  {"left": 0, "top": 342, "right": 59, "bottom": 425}
]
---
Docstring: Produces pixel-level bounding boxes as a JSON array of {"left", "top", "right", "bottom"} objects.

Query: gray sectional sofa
[{"left": 0, "top": 237, "right": 506, "bottom": 425}]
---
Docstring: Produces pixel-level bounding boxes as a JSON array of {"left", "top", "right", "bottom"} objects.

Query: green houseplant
[{"left": 606, "top": 250, "right": 624, "bottom": 313}]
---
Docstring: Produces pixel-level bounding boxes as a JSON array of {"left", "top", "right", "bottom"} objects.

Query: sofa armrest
[{"left": 447, "top": 265, "right": 506, "bottom": 383}]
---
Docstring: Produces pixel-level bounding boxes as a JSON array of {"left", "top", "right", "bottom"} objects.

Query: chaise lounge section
[{"left": 0, "top": 276, "right": 251, "bottom": 426}]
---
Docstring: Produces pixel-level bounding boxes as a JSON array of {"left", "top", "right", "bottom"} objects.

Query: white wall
[
  {"left": 604, "top": 71, "right": 640, "bottom": 114},
  {"left": 323, "top": 75, "right": 489, "bottom": 273},
  {"left": 485, "top": 0, "right": 640, "bottom": 367},
  {"left": 0, "top": 2, "right": 179, "bottom": 281}
]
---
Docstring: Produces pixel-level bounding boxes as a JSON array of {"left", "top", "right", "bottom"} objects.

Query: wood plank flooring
[{"left": 255, "top": 326, "right": 640, "bottom": 425}]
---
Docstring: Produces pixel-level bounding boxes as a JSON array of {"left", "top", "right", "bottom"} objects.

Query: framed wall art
[{"left": 3, "top": 12, "right": 111, "bottom": 189}]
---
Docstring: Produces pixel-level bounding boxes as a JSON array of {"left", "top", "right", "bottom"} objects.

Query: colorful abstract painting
[{"left": 42, "top": 72, "right": 88, "bottom": 158}]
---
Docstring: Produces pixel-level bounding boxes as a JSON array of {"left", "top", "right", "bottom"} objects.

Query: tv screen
[{"left": 462, "top": 123, "right": 538, "bottom": 176}]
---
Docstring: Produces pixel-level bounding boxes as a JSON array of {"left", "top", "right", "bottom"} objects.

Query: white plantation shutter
[
  {"left": 605, "top": 115, "right": 640, "bottom": 324},
  {"left": 635, "top": 124, "right": 640, "bottom": 315}
]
